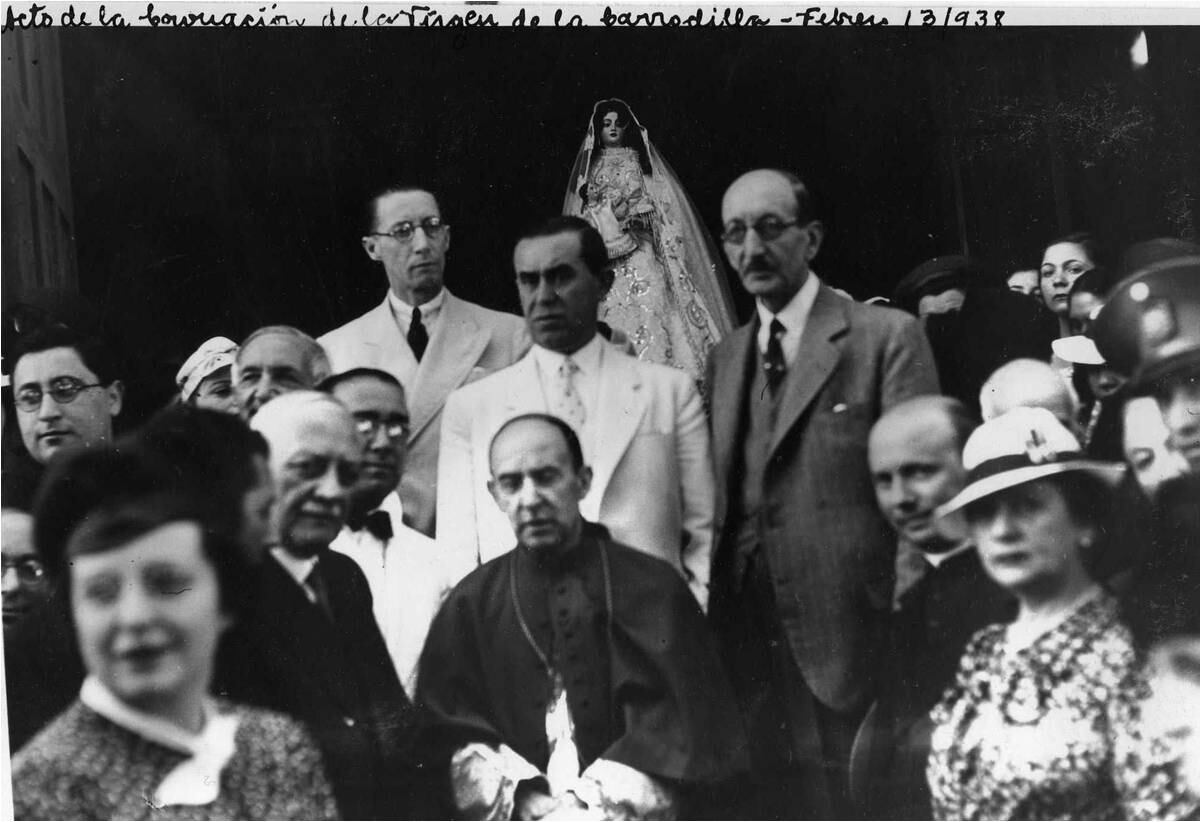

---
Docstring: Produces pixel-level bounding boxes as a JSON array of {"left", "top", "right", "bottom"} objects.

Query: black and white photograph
[{"left": 1, "top": 6, "right": 1198, "bottom": 819}]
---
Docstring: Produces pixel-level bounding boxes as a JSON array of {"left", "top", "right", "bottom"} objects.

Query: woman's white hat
[
  {"left": 175, "top": 337, "right": 238, "bottom": 401},
  {"left": 1051, "top": 334, "right": 1106, "bottom": 366},
  {"left": 936, "top": 406, "right": 1125, "bottom": 518}
]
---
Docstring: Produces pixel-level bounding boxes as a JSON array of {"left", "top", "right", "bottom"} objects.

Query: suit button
[{"left": 343, "top": 716, "right": 356, "bottom": 728}]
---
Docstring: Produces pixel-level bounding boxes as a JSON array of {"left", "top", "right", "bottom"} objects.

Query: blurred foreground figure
[
  {"left": 12, "top": 449, "right": 337, "bottom": 820},
  {"left": 419, "top": 414, "right": 746, "bottom": 820},
  {"left": 979, "top": 358, "right": 1079, "bottom": 432}
]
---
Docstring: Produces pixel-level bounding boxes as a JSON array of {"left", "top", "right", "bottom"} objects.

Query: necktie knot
[{"left": 408, "top": 306, "right": 429, "bottom": 361}]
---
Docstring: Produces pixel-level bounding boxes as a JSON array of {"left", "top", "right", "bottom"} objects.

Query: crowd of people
[{"left": 1, "top": 99, "right": 1198, "bottom": 821}]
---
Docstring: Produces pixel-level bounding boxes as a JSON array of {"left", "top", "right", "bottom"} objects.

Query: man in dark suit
[
  {"left": 216, "top": 390, "right": 429, "bottom": 819},
  {"left": 319, "top": 186, "right": 529, "bottom": 536},
  {"left": 856, "top": 396, "right": 1013, "bottom": 818},
  {"left": 707, "top": 169, "right": 940, "bottom": 817}
]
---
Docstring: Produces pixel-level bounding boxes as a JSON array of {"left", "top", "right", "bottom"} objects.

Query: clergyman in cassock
[{"left": 417, "top": 414, "right": 747, "bottom": 820}]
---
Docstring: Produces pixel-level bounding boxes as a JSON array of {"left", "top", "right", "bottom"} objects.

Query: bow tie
[{"left": 348, "top": 510, "right": 393, "bottom": 542}]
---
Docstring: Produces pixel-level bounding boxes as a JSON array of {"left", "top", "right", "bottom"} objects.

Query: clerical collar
[
  {"left": 270, "top": 546, "right": 319, "bottom": 589},
  {"left": 923, "top": 540, "right": 974, "bottom": 569},
  {"left": 388, "top": 287, "right": 445, "bottom": 321},
  {"left": 755, "top": 272, "right": 821, "bottom": 352},
  {"left": 531, "top": 333, "right": 605, "bottom": 377}
]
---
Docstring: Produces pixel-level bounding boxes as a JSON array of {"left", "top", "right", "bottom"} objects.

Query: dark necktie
[
  {"left": 408, "top": 306, "right": 429, "bottom": 361},
  {"left": 764, "top": 318, "right": 787, "bottom": 394},
  {"left": 305, "top": 563, "right": 334, "bottom": 622},
  {"left": 348, "top": 509, "right": 393, "bottom": 542}
]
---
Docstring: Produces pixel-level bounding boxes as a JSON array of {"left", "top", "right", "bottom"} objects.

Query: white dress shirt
[
  {"left": 329, "top": 492, "right": 452, "bottom": 699},
  {"left": 755, "top": 272, "right": 822, "bottom": 367},
  {"left": 388, "top": 287, "right": 445, "bottom": 341},
  {"left": 530, "top": 334, "right": 606, "bottom": 462}
]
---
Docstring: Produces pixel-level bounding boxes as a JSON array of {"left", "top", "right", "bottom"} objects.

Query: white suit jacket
[
  {"left": 319, "top": 290, "right": 529, "bottom": 536},
  {"left": 437, "top": 345, "right": 715, "bottom": 609}
]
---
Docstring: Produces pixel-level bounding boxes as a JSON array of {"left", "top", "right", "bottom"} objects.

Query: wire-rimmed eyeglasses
[
  {"left": 14, "top": 377, "right": 105, "bottom": 413},
  {"left": 367, "top": 217, "right": 448, "bottom": 244}
]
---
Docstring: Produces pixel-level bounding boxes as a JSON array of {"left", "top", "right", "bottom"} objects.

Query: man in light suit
[
  {"left": 319, "top": 186, "right": 529, "bottom": 536},
  {"left": 437, "top": 216, "right": 714, "bottom": 608},
  {"left": 707, "top": 169, "right": 940, "bottom": 818}
]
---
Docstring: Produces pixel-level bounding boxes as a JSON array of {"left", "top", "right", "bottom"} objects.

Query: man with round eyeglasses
[
  {"left": 320, "top": 185, "right": 529, "bottom": 538},
  {"left": 10, "top": 324, "right": 123, "bottom": 468},
  {"left": 707, "top": 169, "right": 939, "bottom": 818},
  {"left": 322, "top": 368, "right": 452, "bottom": 700}
]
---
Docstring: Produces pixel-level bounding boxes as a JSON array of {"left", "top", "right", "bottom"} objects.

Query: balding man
[
  {"left": 856, "top": 396, "right": 1012, "bottom": 819},
  {"left": 214, "top": 391, "right": 430, "bottom": 819},
  {"left": 234, "top": 325, "right": 331, "bottom": 419},
  {"left": 978, "top": 358, "right": 1079, "bottom": 432},
  {"left": 707, "top": 169, "right": 939, "bottom": 817},
  {"left": 319, "top": 186, "right": 529, "bottom": 536}
]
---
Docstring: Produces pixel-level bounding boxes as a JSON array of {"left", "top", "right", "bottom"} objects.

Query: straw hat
[{"left": 936, "top": 406, "right": 1124, "bottom": 519}]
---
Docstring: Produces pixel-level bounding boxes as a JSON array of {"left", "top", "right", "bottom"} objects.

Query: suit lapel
[
  {"left": 257, "top": 559, "right": 358, "bottom": 714},
  {"left": 589, "top": 350, "right": 646, "bottom": 504},
  {"left": 769, "top": 286, "right": 848, "bottom": 456},
  {"left": 360, "top": 298, "right": 412, "bottom": 375},
  {"left": 712, "top": 322, "right": 756, "bottom": 483},
  {"left": 410, "top": 292, "right": 489, "bottom": 441},
  {"left": 499, "top": 352, "right": 545, "bottom": 418}
]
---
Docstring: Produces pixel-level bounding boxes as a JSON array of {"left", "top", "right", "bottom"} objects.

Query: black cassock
[{"left": 417, "top": 524, "right": 748, "bottom": 796}]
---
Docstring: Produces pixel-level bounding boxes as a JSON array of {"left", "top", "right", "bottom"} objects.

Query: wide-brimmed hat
[
  {"left": 936, "top": 406, "right": 1124, "bottom": 519},
  {"left": 175, "top": 336, "right": 238, "bottom": 401}
]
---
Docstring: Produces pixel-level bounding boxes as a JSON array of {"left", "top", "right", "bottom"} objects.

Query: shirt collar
[
  {"left": 80, "top": 676, "right": 239, "bottom": 808},
  {"left": 388, "top": 287, "right": 445, "bottom": 320},
  {"left": 270, "top": 546, "right": 319, "bottom": 588},
  {"left": 755, "top": 272, "right": 821, "bottom": 340},
  {"left": 531, "top": 333, "right": 605, "bottom": 376},
  {"left": 923, "top": 539, "right": 975, "bottom": 569}
]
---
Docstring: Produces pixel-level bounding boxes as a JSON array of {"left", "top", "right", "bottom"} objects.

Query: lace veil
[{"left": 562, "top": 99, "right": 737, "bottom": 335}]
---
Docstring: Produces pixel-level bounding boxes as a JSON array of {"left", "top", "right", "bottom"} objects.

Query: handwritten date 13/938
[{"left": 906, "top": 8, "right": 1005, "bottom": 26}]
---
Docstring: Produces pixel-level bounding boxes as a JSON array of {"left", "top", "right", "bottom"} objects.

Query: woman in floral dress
[{"left": 926, "top": 406, "right": 1197, "bottom": 820}]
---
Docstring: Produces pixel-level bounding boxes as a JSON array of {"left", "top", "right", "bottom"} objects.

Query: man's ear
[
  {"left": 362, "top": 235, "right": 382, "bottom": 262},
  {"left": 576, "top": 465, "right": 593, "bottom": 498},
  {"left": 802, "top": 220, "right": 825, "bottom": 262},
  {"left": 106, "top": 380, "right": 125, "bottom": 418},
  {"left": 487, "top": 478, "right": 502, "bottom": 509},
  {"left": 442, "top": 225, "right": 452, "bottom": 254}
]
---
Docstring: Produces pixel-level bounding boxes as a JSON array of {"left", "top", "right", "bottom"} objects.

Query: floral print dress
[{"left": 927, "top": 592, "right": 1197, "bottom": 820}]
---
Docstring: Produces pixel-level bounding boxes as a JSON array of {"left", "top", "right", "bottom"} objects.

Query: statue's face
[{"left": 599, "top": 111, "right": 626, "bottom": 148}]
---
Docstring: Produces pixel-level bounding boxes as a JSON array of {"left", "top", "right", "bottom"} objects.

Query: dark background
[{"left": 44, "top": 25, "right": 1201, "bottom": 400}]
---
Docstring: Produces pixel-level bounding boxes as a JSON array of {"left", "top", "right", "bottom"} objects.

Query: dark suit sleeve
[{"left": 881, "top": 312, "right": 941, "bottom": 410}]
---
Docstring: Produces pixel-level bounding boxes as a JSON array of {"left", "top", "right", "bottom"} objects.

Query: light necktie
[
  {"left": 552, "top": 357, "right": 587, "bottom": 431},
  {"left": 764, "top": 318, "right": 787, "bottom": 395},
  {"left": 408, "top": 306, "right": 429, "bottom": 361}
]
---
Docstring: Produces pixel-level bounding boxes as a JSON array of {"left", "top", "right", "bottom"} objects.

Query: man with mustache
[
  {"left": 217, "top": 391, "right": 430, "bottom": 819},
  {"left": 706, "top": 169, "right": 939, "bottom": 817},
  {"left": 323, "top": 368, "right": 452, "bottom": 699},
  {"left": 437, "top": 216, "right": 715, "bottom": 609},
  {"left": 857, "top": 396, "right": 1013, "bottom": 819},
  {"left": 319, "top": 186, "right": 529, "bottom": 538}
]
